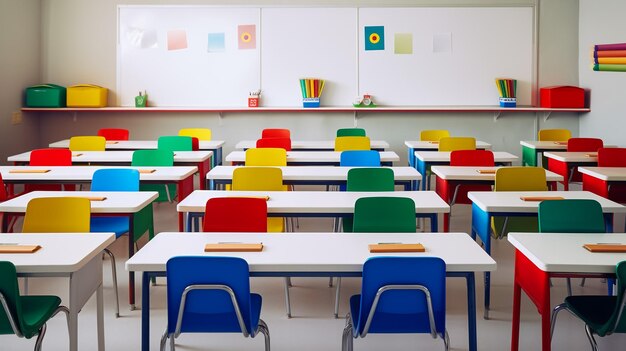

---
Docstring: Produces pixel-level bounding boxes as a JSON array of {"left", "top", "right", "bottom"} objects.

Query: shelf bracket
[
  {"left": 543, "top": 111, "right": 552, "bottom": 122},
  {"left": 353, "top": 111, "right": 358, "bottom": 127},
  {"left": 493, "top": 111, "right": 501, "bottom": 121},
  {"left": 218, "top": 111, "right": 224, "bottom": 125}
]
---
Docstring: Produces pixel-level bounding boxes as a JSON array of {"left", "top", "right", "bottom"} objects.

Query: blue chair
[
  {"left": 161, "top": 256, "right": 270, "bottom": 351},
  {"left": 90, "top": 168, "right": 154, "bottom": 317},
  {"left": 340, "top": 150, "right": 381, "bottom": 167},
  {"left": 342, "top": 257, "right": 449, "bottom": 351}
]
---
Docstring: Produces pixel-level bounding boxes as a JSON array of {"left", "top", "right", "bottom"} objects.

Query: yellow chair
[
  {"left": 245, "top": 148, "right": 287, "bottom": 166},
  {"left": 178, "top": 128, "right": 212, "bottom": 141},
  {"left": 232, "top": 167, "right": 285, "bottom": 232},
  {"left": 68, "top": 136, "right": 106, "bottom": 151},
  {"left": 491, "top": 167, "right": 548, "bottom": 238},
  {"left": 22, "top": 197, "right": 121, "bottom": 317},
  {"left": 420, "top": 130, "right": 450, "bottom": 141},
  {"left": 538, "top": 129, "right": 571, "bottom": 141},
  {"left": 334, "top": 136, "right": 371, "bottom": 151},
  {"left": 438, "top": 137, "right": 476, "bottom": 152}
]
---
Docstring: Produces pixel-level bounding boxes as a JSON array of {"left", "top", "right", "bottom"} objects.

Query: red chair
[
  {"left": 191, "top": 137, "right": 199, "bottom": 151},
  {"left": 0, "top": 173, "right": 7, "bottom": 232},
  {"left": 97, "top": 128, "right": 129, "bottom": 141},
  {"left": 549, "top": 137, "right": 604, "bottom": 190},
  {"left": 202, "top": 197, "right": 268, "bottom": 232},
  {"left": 436, "top": 150, "right": 495, "bottom": 232},
  {"left": 261, "top": 128, "right": 290, "bottom": 139},
  {"left": 584, "top": 148, "right": 626, "bottom": 203},
  {"left": 25, "top": 148, "right": 75, "bottom": 193},
  {"left": 256, "top": 137, "right": 292, "bottom": 151}
]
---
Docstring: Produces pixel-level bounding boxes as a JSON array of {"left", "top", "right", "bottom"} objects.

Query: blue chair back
[
  {"left": 356, "top": 257, "right": 446, "bottom": 335},
  {"left": 340, "top": 150, "right": 381, "bottom": 167},
  {"left": 91, "top": 169, "right": 140, "bottom": 191},
  {"left": 166, "top": 256, "right": 254, "bottom": 334}
]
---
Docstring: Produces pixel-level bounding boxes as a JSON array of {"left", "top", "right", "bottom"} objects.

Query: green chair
[
  {"left": 551, "top": 261, "right": 626, "bottom": 351},
  {"left": 353, "top": 196, "right": 417, "bottom": 233},
  {"left": 343, "top": 168, "right": 395, "bottom": 232},
  {"left": 337, "top": 128, "right": 366, "bottom": 137},
  {"left": 157, "top": 135, "right": 193, "bottom": 153},
  {"left": 132, "top": 149, "right": 175, "bottom": 203},
  {"left": 0, "top": 261, "right": 69, "bottom": 351}
]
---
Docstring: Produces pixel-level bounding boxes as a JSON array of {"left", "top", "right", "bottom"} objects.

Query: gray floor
[{"left": 4, "top": 186, "right": 626, "bottom": 351}]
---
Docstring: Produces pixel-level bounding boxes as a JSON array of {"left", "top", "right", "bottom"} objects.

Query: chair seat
[
  {"left": 267, "top": 218, "right": 284, "bottom": 232},
  {"left": 91, "top": 217, "right": 130, "bottom": 237},
  {"left": 18, "top": 295, "right": 62, "bottom": 338},
  {"left": 565, "top": 295, "right": 617, "bottom": 336}
]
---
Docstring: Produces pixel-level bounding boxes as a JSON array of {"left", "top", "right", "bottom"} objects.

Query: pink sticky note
[
  {"left": 238, "top": 24, "right": 256, "bottom": 50},
  {"left": 167, "top": 29, "right": 188, "bottom": 51}
]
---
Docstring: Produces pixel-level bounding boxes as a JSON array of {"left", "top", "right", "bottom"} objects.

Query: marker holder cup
[
  {"left": 303, "top": 97, "right": 320, "bottom": 108},
  {"left": 248, "top": 96, "right": 259, "bottom": 108},
  {"left": 499, "top": 97, "right": 516, "bottom": 108}
]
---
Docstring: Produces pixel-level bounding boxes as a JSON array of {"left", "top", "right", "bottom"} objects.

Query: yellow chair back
[
  {"left": 495, "top": 167, "right": 548, "bottom": 191},
  {"left": 23, "top": 197, "right": 91, "bottom": 233},
  {"left": 420, "top": 130, "right": 450, "bottom": 141},
  {"left": 179, "top": 128, "right": 212, "bottom": 141},
  {"left": 538, "top": 129, "right": 571, "bottom": 141},
  {"left": 232, "top": 167, "right": 284, "bottom": 232},
  {"left": 245, "top": 148, "right": 287, "bottom": 166},
  {"left": 69, "top": 136, "right": 106, "bottom": 151},
  {"left": 334, "top": 136, "right": 371, "bottom": 151},
  {"left": 438, "top": 137, "right": 476, "bottom": 152}
]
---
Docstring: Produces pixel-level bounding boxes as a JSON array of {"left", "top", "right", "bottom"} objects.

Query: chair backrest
[
  {"left": 567, "top": 137, "right": 604, "bottom": 152},
  {"left": 165, "top": 256, "right": 254, "bottom": 334},
  {"left": 131, "top": 149, "right": 174, "bottom": 167},
  {"left": 91, "top": 169, "right": 140, "bottom": 192},
  {"left": 203, "top": 197, "right": 268, "bottom": 232},
  {"left": 420, "top": 130, "right": 450, "bottom": 141},
  {"left": 0, "top": 261, "right": 26, "bottom": 336},
  {"left": 178, "top": 128, "right": 212, "bottom": 141},
  {"left": 158, "top": 136, "right": 193, "bottom": 152},
  {"left": 29, "top": 148, "right": 72, "bottom": 166},
  {"left": 347, "top": 168, "right": 395, "bottom": 192},
  {"left": 232, "top": 167, "right": 284, "bottom": 191},
  {"left": 69, "top": 136, "right": 106, "bottom": 151},
  {"left": 0, "top": 174, "right": 6, "bottom": 202},
  {"left": 245, "top": 148, "right": 287, "bottom": 166},
  {"left": 353, "top": 197, "right": 416, "bottom": 233},
  {"left": 261, "top": 128, "right": 290, "bottom": 139},
  {"left": 494, "top": 167, "right": 548, "bottom": 191},
  {"left": 22, "top": 197, "right": 91, "bottom": 233},
  {"left": 97, "top": 128, "right": 129, "bottom": 141},
  {"left": 334, "top": 136, "right": 371, "bottom": 151},
  {"left": 450, "top": 150, "right": 495, "bottom": 166},
  {"left": 337, "top": 128, "right": 366, "bottom": 137},
  {"left": 598, "top": 148, "right": 626, "bottom": 167},
  {"left": 538, "top": 199, "right": 605, "bottom": 233},
  {"left": 340, "top": 150, "right": 381, "bottom": 167},
  {"left": 255, "top": 137, "right": 292, "bottom": 151},
  {"left": 355, "top": 257, "right": 446, "bottom": 336},
  {"left": 538, "top": 129, "right": 571, "bottom": 141},
  {"left": 611, "top": 261, "right": 626, "bottom": 333},
  {"left": 438, "top": 137, "right": 476, "bottom": 152}
]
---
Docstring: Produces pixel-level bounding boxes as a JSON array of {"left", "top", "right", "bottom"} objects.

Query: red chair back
[
  {"left": 261, "top": 128, "right": 290, "bottom": 139},
  {"left": 29, "top": 148, "right": 72, "bottom": 166},
  {"left": 598, "top": 148, "right": 626, "bottom": 167},
  {"left": 191, "top": 137, "right": 199, "bottom": 151},
  {"left": 203, "top": 197, "right": 268, "bottom": 232},
  {"left": 0, "top": 173, "right": 7, "bottom": 202},
  {"left": 567, "top": 138, "right": 604, "bottom": 152},
  {"left": 256, "top": 137, "right": 292, "bottom": 151},
  {"left": 450, "top": 150, "right": 495, "bottom": 166},
  {"left": 97, "top": 128, "right": 129, "bottom": 141}
]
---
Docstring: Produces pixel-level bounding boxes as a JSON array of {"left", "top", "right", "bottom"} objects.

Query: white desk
[
  {"left": 1, "top": 233, "right": 115, "bottom": 351},
  {"left": 543, "top": 151, "right": 599, "bottom": 190},
  {"left": 8, "top": 150, "right": 212, "bottom": 190},
  {"left": 49, "top": 139, "right": 225, "bottom": 166},
  {"left": 404, "top": 140, "right": 492, "bottom": 168},
  {"left": 508, "top": 232, "right": 626, "bottom": 351},
  {"left": 0, "top": 191, "right": 158, "bottom": 309},
  {"left": 579, "top": 167, "right": 626, "bottom": 203},
  {"left": 177, "top": 190, "right": 449, "bottom": 232},
  {"left": 468, "top": 190, "right": 626, "bottom": 319},
  {"left": 235, "top": 139, "right": 390, "bottom": 151},
  {"left": 414, "top": 151, "right": 518, "bottom": 190},
  {"left": 126, "top": 232, "right": 496, "bottom": 351},
  {"left": 224, "top": 150, "right": 400, "bottom": 166},
  {"left": 206, "top": 165, "right": 421, "bottom": 190}
]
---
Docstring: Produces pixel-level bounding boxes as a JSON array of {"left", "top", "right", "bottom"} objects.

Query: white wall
[
  {"left": 579, "top": 0, "right": 626, "bottom": 145},
  {"left": 7, "top": 0, "right": 582, "bottom": 165}
]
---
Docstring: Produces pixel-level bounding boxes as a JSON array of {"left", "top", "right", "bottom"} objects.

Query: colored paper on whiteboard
[
  {"left": 433, "top": 33, "right": 452, "bottom": 53},
  {"left": 238, "top": 24, "right": 256, "bottom": 50},
  {"left": 167, "top": 29, "right": 188, "bottom": 51},
  {"left": 394, "top": 33, "right": 413, "bottom": 54},
  {"left": 125, "top": 27, "right": 158, "bottom": 49},
  {"left": 208, "top": 32, "right": 225, "bottom": 53},
  {"left": 365, "top": 26, "right": 385, "bottom": 51}
]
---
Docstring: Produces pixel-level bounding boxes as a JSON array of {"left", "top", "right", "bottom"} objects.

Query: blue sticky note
[
  {"left": 207, "top": 32, "right": 225, "bottom": 53},
  {"left": 364, "top": 26, "right": 385, "bottom": 51}
]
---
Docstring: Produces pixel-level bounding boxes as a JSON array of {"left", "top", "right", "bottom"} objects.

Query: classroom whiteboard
[{"left": 117, "top": 6, "right": 534, "bottom": 107}]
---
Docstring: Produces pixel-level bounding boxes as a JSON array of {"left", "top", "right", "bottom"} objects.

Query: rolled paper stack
[
  {"left": 593, "top": 43, "right": 626, "bottom": 72},
  {"left": 299, "top": 78, "right": 325, "bottom": 99}
]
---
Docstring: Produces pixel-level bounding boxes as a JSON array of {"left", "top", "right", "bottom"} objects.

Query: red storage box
[{"left": 540, "top": 86, "right": 585, "bottom": 108}]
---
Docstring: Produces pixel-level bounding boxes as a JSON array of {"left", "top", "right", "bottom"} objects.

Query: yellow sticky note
[{"left": 394, "top": 33, "right": 413, "bottom": 55}]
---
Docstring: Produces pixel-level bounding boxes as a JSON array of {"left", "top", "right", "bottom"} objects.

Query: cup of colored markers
[{"left": 248, "top": 89, "right": 261, "bottom": 108}]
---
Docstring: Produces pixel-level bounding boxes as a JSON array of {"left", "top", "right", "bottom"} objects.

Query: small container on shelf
[
  {"left": 67, "top": 84, "right": 108, "bottom": 107},
  {"left": 499, "top": 97, "right": 517, "bottom": 108},
  {"left": 303, "top": 97, "right": 320, "bottom": 108},
  {"left": 135, "top": 91, "right": 147, "bottom": 108},
  {"left": 299, "top": 78, "right": 324, "bottom": 108},
  {"left": 25, "top": 84, "right": 66, "bottom": 107},
  {"left": 248, "top": 89, "right": 261, "bottom": 108},
  {"left": 495, "top": 78, "right": 517, "bottom": 108}
]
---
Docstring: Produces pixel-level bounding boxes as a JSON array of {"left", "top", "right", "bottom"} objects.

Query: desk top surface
[
  {"left": 405, "top": 140, "right": 492, "bottom": 149},
  {"left": 236, "top": 140, "right": 390, "bottom": 150},
  {"left": 509, "top": 232, "right": 626, "bottom": 273},
  {"left": 0, "top": 165, "right": 197, "bottom": 181},
  {"left": 49, "top": 139, "right": 225, "bottom": 150},
  {"left": 542, "top": 151, "right": 598, "bottom": 163},
  {"left": 519, "top": 140, "right": 568, "bottom": 149},
  {"left": 8, "top": 150, "right": 212, "bottom": 163},
  {"left": 431, "top": 166, "right": 563, "bottom": 182},
  {"left": 225, "top": 151, "right": 400, "bottom": 163},
  {"left": 126, "top": 232, "right": 496, "bottom": 273},
  {"left": 0, "top": 191, "right": 158, "bottom": 213},
  {"left": 206, "top": 166, "right": 420, "bottom": 181},
  {"left": 578, "top": 167, "right": 626, "bottom": 181},
  {"left": 414, "top": 151, "right": 517, "bottom": 162}
]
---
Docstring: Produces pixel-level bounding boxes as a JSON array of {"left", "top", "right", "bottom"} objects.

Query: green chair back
[
  {"left": 337, "top": 128, "right": 366, "bottom": 137},
  {"left": 538, "top": 199, "right": 605, "bottom": 233},
  {"left": 353, "top": 197, "right": 416, "bottom": 233},
  {"left": 157, "top": 136, "right": 193, "bottom": 153},
  {"left": 132, "top": 149, "right": 175, "bottom": 203},
  {"left": 343, "top": 168, "right": 395, "bottom": 232}
]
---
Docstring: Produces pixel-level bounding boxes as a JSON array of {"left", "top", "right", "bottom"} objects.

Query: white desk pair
[
  {"left": 225, "top": 151, "right": 400, "bottom": 166},
  {"left": 404, "top": 140, "right": 493, "bottom": 168},
  {"left": 235, "top": 139, "right": 390, "bottom": 151},
  {"left": 126, "top": 232, "right": 496, "bottom": 351}
]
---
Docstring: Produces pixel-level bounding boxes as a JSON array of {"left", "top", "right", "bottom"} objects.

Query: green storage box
[{"left": 25, "top": 84, "right": 66, "bottom": 107}]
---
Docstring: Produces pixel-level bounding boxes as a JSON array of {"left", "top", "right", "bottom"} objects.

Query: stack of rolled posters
[{"left": 593, "top": 43, "right": 626, "bottom": 72}]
